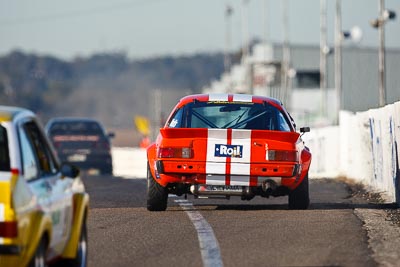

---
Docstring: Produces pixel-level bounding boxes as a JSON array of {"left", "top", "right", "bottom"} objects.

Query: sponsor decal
[
  {"left": 169, "top": 119, "right": 178, "bottom": 127},
  {"left": 206, "top": 129, "right": 251, "bottom": 185},
  {"left": 214, "top": 144, "right": 243, "bottom": 158}
]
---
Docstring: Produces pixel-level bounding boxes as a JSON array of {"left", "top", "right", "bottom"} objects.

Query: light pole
[
  {"left": 370, "top": 0, "right": 396, "bottom": 107},
  {"left": 334, "top": 25, "right": 363, "bottom": 123},
  {"left": 320, "top": 0, "right": 328, "bottom": 117},
  {"left": 263, "top": 0, "right": 269, "bottom": 45},
  {"left": 334, "top": 0, "right": 363, "bottom": 124},
  {"left": 224, "top": 5, "right": 233, "bottom": 74},
  {"left": 241, "top": 0, "right": 250, "bottom": 63},
  {"left": 281, "top": 0, "right": 291, "bottom": 109},
  {"left": 334, "top": 0, "right": 342, "bottom": 125}
]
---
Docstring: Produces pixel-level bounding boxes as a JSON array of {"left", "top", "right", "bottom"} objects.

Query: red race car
[{"left": 147, "top": 94, "right": 311, "bottom": 211}]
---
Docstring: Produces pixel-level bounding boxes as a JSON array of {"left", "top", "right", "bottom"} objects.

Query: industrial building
[{"left": 203, "top": 43, "right": 400, "bottom": 127}]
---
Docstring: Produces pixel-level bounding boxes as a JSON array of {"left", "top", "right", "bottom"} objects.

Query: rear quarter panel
[{"left": 147, "top": 142, "right": 157, "bottom": 179}]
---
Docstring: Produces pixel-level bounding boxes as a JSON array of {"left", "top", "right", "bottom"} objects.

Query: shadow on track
[
  {"left": 82, "top": 175, "right": 398, "bottom": 212},
  {"left": 193, "top": 202, "right": 397, "bottom": 211}
]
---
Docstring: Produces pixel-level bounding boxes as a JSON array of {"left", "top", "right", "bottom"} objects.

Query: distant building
[{"left": 203, "top": 43, "right": 400, "bottom": 127}]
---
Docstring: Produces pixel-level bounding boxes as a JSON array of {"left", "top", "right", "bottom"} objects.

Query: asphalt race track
[{"left": 82, "top": 174, "right": 400, "bottom": 267}]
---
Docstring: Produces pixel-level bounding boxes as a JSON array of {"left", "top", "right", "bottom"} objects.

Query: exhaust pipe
[{"left": 262, "top": 179, "right": 277, "bottom": 192}]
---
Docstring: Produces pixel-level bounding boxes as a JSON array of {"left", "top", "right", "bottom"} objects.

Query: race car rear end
[{"left": 147, "top": 94, "right": 311, "bottom": 211}]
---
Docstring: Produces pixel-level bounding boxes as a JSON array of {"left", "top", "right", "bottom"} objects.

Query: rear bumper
[
  {"left": 0, "top": 244, "right": 20, "bottom": 255},
  {"left": 157, "top": 160, "right": 300, "bottom": 178},
  {"left": 156, "top": 173, "right": 299, "bottom": 188},
  {"left": 151, "top": 160, "right": 303, "bottom": 189}
]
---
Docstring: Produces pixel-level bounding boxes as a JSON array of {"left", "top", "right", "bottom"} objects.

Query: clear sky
[{"left": 0, "top": 0, "right": 399, "bottom": 60}]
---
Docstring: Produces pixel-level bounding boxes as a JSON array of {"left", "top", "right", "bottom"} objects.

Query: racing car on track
[
  {"left": 146, "top": 94, "right": 311, "bottom": 211},
  {"left": 0, "top": 106, "right": 89, "bottom": 267}
]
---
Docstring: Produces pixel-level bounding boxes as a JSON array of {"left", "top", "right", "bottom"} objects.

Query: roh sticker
[{"left": 214, "top": 144, "right": 243, "bottom": 158}]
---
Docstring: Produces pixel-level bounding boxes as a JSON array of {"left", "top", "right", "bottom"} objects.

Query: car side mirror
[
  {"left": 300, "top": 127, "right": 310, "bottom": 133},
  {"left": 61, "top": 163, "right": 80, "bottom": 178}
]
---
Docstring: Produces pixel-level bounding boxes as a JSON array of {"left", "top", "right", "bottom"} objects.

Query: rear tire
[
  {"left": 54, "top": 221, "right": 88, "bottom": 267},
  {"left": 29, "top": 237, "right": 47, "bottom": 267},
  {"left": 288, "top": 174, "right": 310, "bottom": 210},
  {"left": 147, "top": 163, "right": 168, "bottom": 211}
]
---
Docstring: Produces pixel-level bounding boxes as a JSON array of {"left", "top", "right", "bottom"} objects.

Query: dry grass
[{"left": 335, "top": 176, "right": 385, "bottom": 203}]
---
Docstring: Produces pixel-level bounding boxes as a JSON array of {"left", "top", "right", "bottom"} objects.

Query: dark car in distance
[{"left": 46, "top": 118, "right": 114, "bottom": 175}]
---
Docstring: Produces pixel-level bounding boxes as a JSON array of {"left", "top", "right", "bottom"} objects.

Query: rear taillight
[
  {"left": 157, "top": 147, "right": 192, "bottom": 158},
  {"left": 0, "top": 221, "right": 18, "bottom": 238},
  {"left": 267, "top": 150, "right": 298, "bottom": 162},
  {"left": 11, "top": 168, "right": 19, "bottom": 175}
]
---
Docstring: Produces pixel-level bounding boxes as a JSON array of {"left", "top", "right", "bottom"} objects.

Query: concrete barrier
[
  {"left": 303, "top": 101, "right": 400, "bottom": 204},
  {"left": 112, "top": 147, "right": 147, "bottom": 178}
]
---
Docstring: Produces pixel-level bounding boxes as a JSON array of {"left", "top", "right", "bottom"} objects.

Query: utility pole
[
  {"left": 241, "top": 0, "right": 252, "bottom": 94},
  {"left": 263, "top": 0, "right": 269, "bottom": 45},
  {"left": 378, "top": 0, "right": 386, "bottom": 106},
  {"left": 263, "top": 0, "right": 270, "bottom": 96},
  {"left": 334, "top": 0, "right": 342, "bottom": 124},
  {"left": 152, "top": 89, "right": 162, "bottom": 141},
  {"left": 241, "top": 0, "right": 250, "bottom": 62},
  {"left": 224, "top": 5, "right": 233, "bottom": 74},
  {"left": 281, "top": 0, "right": 290, "bottom": 109},
  {"left": 320, "top": 0, "right": 328, "bottom": 117},
  {"left": 370, "top": 0, "right": 396, "bottom": 107}
]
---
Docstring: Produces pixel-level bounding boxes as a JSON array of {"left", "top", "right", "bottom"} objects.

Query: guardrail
[{"left": 112, "top": 147, "right": 147, "bottom": 178}]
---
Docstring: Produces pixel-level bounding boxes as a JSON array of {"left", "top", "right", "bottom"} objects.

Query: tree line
[{"left": 0, "top": 50, "right": 230, "bottom": 127}]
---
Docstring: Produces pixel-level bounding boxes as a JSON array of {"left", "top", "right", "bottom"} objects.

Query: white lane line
[{"left": 175, "top": 199, "right": 224, "bottom": 267}]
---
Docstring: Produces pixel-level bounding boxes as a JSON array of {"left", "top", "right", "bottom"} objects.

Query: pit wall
[{"left": 302, "top": 101, "right": 400, "bottom": 204}]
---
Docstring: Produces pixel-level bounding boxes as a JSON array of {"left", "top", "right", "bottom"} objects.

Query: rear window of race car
[
  {"left": 167, "top": 102, "right": 292, "bottom": 131},
  {"left": 0, "top": 124, "right": 10, "bottom": 171}
]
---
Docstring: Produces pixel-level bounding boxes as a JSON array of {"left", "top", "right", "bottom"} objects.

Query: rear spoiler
[
  {"left": 251, "top": 130, "right": 300, "bottom": 143},
  {"left": 160, "top": 128, "right": 300, "bottom": 143},
  {"left": 160, "top": 128, "right": 208, "bottom": 139}
]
